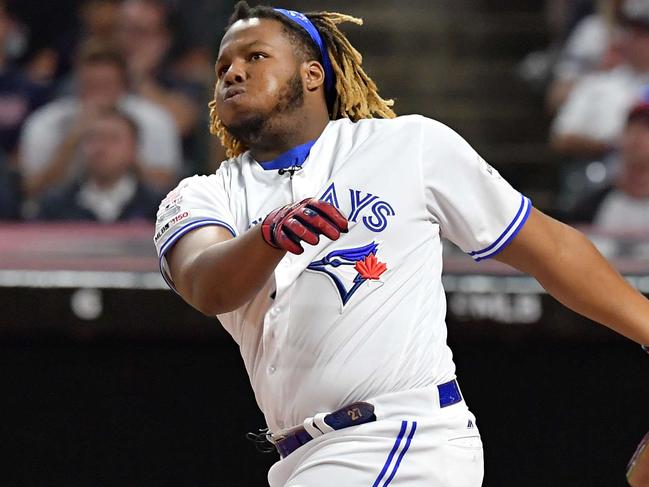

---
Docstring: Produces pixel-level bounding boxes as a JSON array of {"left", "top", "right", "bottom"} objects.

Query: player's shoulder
[
  {"left": 337, "top": 114, "right": 454, "bottom": 138},
  {"left": 326, "top": 115, "right": 469, "bottom": 160}
]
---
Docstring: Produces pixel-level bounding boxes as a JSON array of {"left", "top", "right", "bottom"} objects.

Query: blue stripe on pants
[
  {"left": 383, "top": 421, "right": 417, "bottom": 486},
  {"left": 372, "top": 421, "right": 408, "bottom": 487}
]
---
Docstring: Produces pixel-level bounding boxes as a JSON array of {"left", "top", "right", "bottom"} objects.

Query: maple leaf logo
[
  {"left": 354, "top": 253, "right": 387, "bottom": 280},
  {"left": 307, "top": 242, "right": 388, "bottom": 307}
]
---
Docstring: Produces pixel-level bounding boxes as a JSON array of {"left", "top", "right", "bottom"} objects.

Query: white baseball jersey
[{"left": 154, "top": 115, "right": 530, "bottom": 434}]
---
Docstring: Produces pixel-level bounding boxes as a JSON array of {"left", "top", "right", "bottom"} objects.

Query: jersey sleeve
[
  {"left": 153, "top": 172, "right": 238, "bottom": 289},
  {"left": 419, "top": 117, "right": 531, "bottom": 261}
]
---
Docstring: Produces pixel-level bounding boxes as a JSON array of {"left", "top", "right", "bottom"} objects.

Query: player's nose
[{"left": 222, "top": 60, "right": 246, "bottom": 87}]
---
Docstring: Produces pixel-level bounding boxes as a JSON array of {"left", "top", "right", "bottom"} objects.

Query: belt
[{"left": 273, "top": 379, "right": 462, "bottom": 458}]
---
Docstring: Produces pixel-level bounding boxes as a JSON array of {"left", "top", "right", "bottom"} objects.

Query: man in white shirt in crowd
[
  {"left": 36, "top": 107, "right": 160, "bottom": 222},
  {"left": 19, "top": 40, "right": 181, "bottom": 201},
  {"left": 551, "top": 0, "right": 649, "bottom": 158},
  {"left": 570, "top": 87, "right": 649, "bottom": 230}
]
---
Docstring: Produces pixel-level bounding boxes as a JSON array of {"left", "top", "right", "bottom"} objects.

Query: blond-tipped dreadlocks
[{"left": 208, "top": 2, "right": 396, "bottom": 159}]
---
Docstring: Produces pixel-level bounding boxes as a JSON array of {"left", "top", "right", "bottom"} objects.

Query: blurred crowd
[
  {"left": 0, "top": 0, "right": 234, "bottom": 223},
  {"left": 1, "top": 0, "right": 648, "bottom": 234},
  {"left": 527, "top": 0, "right": 649, "bottom": 232}
]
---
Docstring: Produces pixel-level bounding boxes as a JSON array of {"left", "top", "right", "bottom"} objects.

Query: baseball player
[{"left": 154, "top": 2, "right": 649, "bottom": 486}]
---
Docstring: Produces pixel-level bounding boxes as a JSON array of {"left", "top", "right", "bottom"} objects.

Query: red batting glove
[{"left": 261, "top": 198, "right": 349, "bottom": 255}]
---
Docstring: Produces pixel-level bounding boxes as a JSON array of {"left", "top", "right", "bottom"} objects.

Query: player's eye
[
  {"left": 216, "top": 65, "right": 229, "bottom": 78},
  {"left": 249, "top": 52, "right": 267, "bottom": 62}
]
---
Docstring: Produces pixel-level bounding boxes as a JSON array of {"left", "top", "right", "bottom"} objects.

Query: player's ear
[{"left": 303, "top": 60, "right": 325, "bottom": 93}]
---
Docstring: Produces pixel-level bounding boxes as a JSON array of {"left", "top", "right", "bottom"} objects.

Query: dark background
[{"left": 1, "top": 286, "right": 647, "bottom": 487}]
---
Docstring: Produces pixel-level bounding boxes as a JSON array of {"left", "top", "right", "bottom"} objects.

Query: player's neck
[{"left": 249, "top": 111, "right": 330, "bottom": 162}]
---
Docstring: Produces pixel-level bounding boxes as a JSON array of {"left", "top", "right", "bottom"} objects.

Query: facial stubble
[{"left": 222, "top": 71, "right": 305, "bottom": 149}]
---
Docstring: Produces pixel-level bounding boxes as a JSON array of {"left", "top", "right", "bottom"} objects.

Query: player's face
[{"left": 214, "top": 18, "right": 305, "bottom": 135}]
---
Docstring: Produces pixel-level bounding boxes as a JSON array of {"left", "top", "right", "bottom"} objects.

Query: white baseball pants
[{"left": 267, "top": 384, "right": 484, "bottom": 486}]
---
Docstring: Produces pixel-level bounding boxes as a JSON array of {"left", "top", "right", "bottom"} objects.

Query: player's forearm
[
  {"left": 185, "top": 226, "right": 285, "bottom": 315},
  {"left": 533, "top": 224, "right": 649, "bottom": 345}
]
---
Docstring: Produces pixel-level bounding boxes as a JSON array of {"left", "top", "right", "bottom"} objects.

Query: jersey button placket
[
  {"left": 290, "top": 167, "right": 312, "bottom": 201},
  {"left": 264, "top": 302, "right": 284, "bottom": 376}
]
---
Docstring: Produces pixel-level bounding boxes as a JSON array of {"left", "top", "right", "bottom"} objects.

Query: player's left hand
[{"left": 261, "top": 198, "right": 349, "bottom": 255}]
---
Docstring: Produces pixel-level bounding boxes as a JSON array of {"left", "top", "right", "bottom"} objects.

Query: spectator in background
[
  {"left": 551, "top": 0, "right": 649, "bottom": 159},
  {"left": 19, "top": 41, "right": 181, "bottom": 202},
  {"left": 569, "top": 89, "right": 649, "bottom": 230},
  {"left": 546, "top": 0, "right": 624, "bottom": 113},
  {"left": 36, "top": 108, "right": 161, "bottom": 223},
  {"left": 165, "top": 0, "right": 234, "bottom": 86},
  {"left": 0, "top": 151, "right": 19, "bottom": 219},
  {"left": 0, "top": 1, "right": 50, "bottom": 157},
  {"left": 79, "top": 0, "right": 121, "bottom": 46},
  {"left": 0, "top": 1, "right": 51, "bottom": 219},
  {"left": 116, "top": 0, "right": 201, "bottom": 138}
]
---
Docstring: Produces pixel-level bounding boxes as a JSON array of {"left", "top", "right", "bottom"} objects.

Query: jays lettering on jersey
[{"left": 153, "top": 115, "right": 530, "bottom": 433}]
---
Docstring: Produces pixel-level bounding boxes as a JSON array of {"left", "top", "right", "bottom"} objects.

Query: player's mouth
[{"left": 224, "top": 87, "right": 246, "bottom": 102}]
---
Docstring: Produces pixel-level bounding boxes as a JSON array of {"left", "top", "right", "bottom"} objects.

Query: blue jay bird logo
[{"left": 307, "top": 242, "right": 387, "bottom": 306}]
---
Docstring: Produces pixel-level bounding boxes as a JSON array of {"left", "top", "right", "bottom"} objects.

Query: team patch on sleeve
[
  {"left": 154, "top": 210, "right": 191, "bottom": 244},
  {"left": 152, "top": 174, "right": 239, "bottom": 292}
]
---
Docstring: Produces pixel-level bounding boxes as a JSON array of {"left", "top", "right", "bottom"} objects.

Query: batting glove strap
[{"left": 261, "top": 206, "right": 291, "bottom": 249}]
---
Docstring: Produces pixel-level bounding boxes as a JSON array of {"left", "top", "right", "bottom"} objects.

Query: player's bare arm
[
  {"left": 168, "top": 198, "right": 348, "bottom": 316},
  {"left": 495, "top": 207, "right": 649, "bottom": 346},
  {"left": 167, "top": 224, "right": 284, "bottom": 316}
]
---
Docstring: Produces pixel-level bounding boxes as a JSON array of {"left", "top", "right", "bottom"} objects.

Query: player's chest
[{"left": 241, "top": 159, "right": 421, "bottom": 235}]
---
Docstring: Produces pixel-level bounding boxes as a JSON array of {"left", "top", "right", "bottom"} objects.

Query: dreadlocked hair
[{"left": 209, "top": 1, "right": 396, "bottom": 158}]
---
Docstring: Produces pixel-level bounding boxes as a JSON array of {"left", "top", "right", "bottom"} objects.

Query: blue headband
[{"left": 274, "top": 8, "right": 335, "bottom": 102}]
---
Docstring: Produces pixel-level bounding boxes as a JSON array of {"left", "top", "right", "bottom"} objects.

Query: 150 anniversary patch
[{"left": 154, "top": 211, "right": 190, "bottom": 243}]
